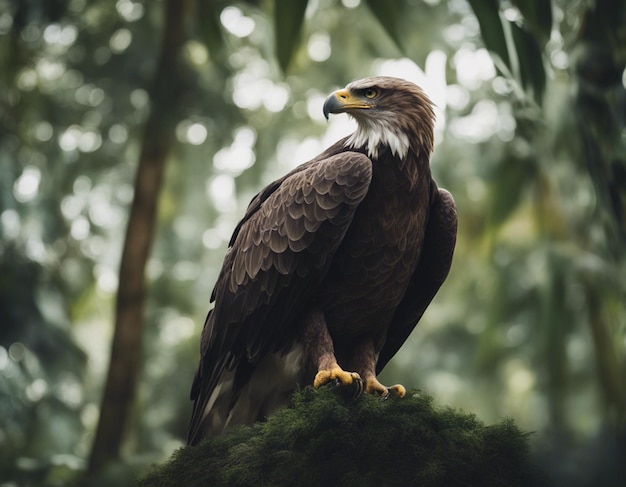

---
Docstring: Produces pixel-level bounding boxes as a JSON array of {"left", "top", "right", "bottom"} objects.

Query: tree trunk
[{"left": 88, "top": 0, "right": 186, "bottom": 474}]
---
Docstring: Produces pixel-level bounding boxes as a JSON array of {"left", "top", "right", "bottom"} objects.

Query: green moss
[{"left": 139, "top": 388, "right": 534, "bottom": 486}]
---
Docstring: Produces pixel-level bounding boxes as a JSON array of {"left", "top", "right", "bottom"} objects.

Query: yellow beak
[{"left": 323, "top": 89, "right": 372, "bottom": 119}]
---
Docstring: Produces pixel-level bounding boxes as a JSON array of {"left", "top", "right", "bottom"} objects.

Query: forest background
[{"left": 0, "top": 0, "right": 624, "bottom": 485}]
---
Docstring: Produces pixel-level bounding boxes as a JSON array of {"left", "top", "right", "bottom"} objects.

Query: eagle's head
[{"left": 323, "top": 76, "right": 435, "bottom": 160}]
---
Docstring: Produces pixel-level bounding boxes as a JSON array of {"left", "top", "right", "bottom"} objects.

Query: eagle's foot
[
  {"left": 365, "top": 376, "right": 406, "bottom": 399},
  {"left": 314, "top": 366, "right": 361, "bottom": 389}
]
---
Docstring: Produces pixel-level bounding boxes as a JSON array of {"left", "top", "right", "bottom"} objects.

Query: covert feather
[{"left": 188, "top": 77, "right": 457, "bottom": 445}]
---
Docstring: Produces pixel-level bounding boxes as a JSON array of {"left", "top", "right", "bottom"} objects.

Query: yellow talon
[
  {"left": 388, "top": 384, "right": 406, "bottom": 398},
  {"left": 314, "top": 366, "right": 361, "bottom": 388},
  {"left": 365, "top": 377, "right": 406, "bottom": 398}
]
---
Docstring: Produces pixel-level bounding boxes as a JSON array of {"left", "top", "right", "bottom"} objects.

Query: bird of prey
[{"left": 188, "top": 76, "right": 457, "bottom": 445}]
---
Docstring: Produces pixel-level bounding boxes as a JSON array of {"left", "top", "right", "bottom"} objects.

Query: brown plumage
[{"left": 187, "top": 77, "right": 457, "bottom": 445}]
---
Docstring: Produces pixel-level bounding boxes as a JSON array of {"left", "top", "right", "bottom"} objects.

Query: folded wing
[{"left": 188, "top": 151, "right": 373, "bottom": 443}]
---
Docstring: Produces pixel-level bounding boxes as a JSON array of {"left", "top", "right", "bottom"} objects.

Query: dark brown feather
[
  {"left": 188, "top": 152, "right": 373, "bottom": 443},
  {"left": 188, "top": 77, "right": 457, "bottom": 445},
  {"left": 377, "top": 185, "right": 457, "bottom": 372}
]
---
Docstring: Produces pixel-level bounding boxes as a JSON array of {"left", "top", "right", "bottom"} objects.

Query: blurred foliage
[
  {"left": 0, "top": 0, "right": 624, "bottom": 485},
  {"left": 138, "top": 387, "right": 535, "bottom": 487}
]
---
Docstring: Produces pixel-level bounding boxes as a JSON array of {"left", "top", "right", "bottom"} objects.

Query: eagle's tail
[{"left": 187, "top": 339, "right": 304, "bottom": 445}]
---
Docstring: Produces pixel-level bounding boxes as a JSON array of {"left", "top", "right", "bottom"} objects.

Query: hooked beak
[{"left": 323, "top": 89, "right": 372, "bottom": 120}]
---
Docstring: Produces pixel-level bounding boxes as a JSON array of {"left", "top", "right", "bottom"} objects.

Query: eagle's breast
[{"left": 315, "top": 149, "right": 431, "bottom": 340}]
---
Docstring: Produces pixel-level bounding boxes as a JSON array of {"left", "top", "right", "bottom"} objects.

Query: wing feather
[
  {"left": 188, "top": 150, "right": 372, "bottom": 444},
  {"left": 377, "top": 185, "right": 457, "bottom": 373}
]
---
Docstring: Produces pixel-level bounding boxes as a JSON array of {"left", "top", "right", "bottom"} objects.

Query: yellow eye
[{"left": 364, "top": 88, "right": 378, "bottom": 99}]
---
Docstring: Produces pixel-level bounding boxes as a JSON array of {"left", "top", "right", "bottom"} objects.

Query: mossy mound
[{"left": 139, "top": 387, "right": 534, "bottom": 486}]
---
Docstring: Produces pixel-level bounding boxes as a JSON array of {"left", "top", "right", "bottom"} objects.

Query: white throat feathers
[{"left": 345, "top": 112, "right": 411, "bottom": 160}]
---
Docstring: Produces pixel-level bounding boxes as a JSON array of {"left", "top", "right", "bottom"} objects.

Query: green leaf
[
  {"left": 488, "top": 156, "right": 533, "bottom": 228},
  {"left": 274, "top": 0, "right": 309, "bottom": 73},
  {"left": 363, "top": 0, "right": 405, "bottom": 53},
  {"left": 511, "top": 0, "right": 553, "bottom": 46},
  {"left": 468, "top": 0, "right": 546, "bottom": 102},
  {"left": 467, "top": 0, "right": 512, "bottom": 71},
  {"left": 511, "top": 22, "right": 546, "bottom": 103}
]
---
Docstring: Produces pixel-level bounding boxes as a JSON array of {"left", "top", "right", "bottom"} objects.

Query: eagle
[{"left": 187, "top": 76, "right": 457, "bottom": 445}]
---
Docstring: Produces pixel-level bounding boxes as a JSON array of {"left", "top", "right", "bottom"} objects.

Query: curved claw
[
  {"left": 387, "top": 384, "right": 406, "bottom": 398},
  {"left": 334, "top": 375, "right": 364, "bottom": 399},
  {"left": 314, "top": 366, "right": 361, "bottom": 389},
  {"left": 365, "top": 377, "right": 406, "bottom": 399}
]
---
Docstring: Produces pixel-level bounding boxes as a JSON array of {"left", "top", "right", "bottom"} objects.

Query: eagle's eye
[{"left": 364, "top": 88, "right": 378, "bottom": 99}]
